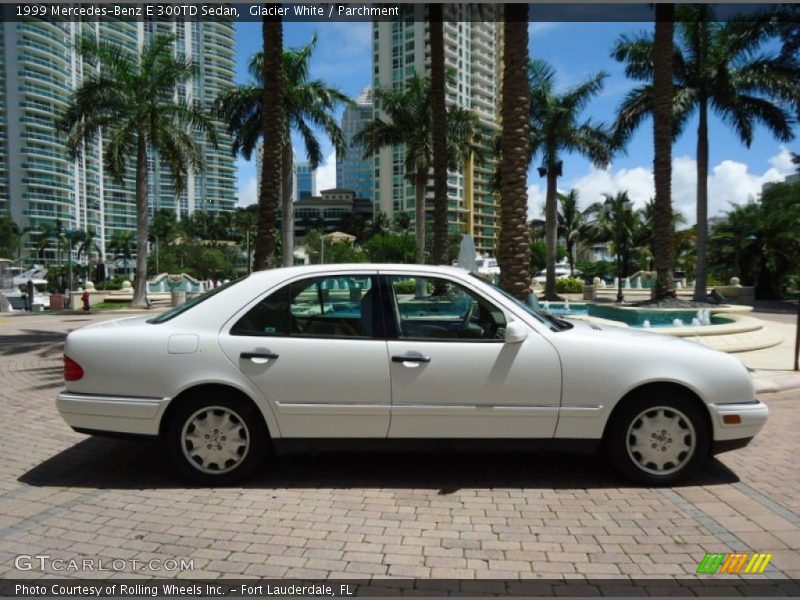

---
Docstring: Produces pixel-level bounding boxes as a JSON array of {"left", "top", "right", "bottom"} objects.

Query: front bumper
[
  {"left": 708, "top": 399, "right": 768, "bottom": 447},
  {"left": 57, "top": 391, "right": 168, "bottom": 436}
]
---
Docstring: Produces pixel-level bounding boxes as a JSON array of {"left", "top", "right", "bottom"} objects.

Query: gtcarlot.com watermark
[{"left": 15, "top": 554, "right": 194, "bottom": 572}]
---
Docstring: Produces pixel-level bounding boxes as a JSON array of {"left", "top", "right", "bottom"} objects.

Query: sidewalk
[{"left": 733, "top": 318, "right": 800, "bottom": 394}]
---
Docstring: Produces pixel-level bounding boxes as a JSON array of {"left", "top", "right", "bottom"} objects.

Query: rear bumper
[
  {"left": 57, "top": 391, "right": 168, "bottom": 436},
  {"left": 708, "top": 399, "right": 768, "bottom": 444}
]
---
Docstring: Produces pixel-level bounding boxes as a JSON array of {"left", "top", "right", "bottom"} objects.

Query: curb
[{"left": 753, "top": 373, "right": 800, "bottom": 395}]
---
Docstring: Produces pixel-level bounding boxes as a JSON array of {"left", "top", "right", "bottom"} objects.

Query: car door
[
  {"left": 382, "top": 272, "right": 561, "bottom": 438},
  {"left": 218, "top": 272, "right": 391, "bottom": 438}
]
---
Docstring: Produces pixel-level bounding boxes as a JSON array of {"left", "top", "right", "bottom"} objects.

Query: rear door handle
[
  {"left": 241, "top": 352, "right": 279, "bottom": 364},
  {"left": 392, "top": 355, "right": 431, "bottom": 363}
]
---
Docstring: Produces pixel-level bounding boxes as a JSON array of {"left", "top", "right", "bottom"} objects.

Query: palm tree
[
  {"left": 639, "top": 197, "right": 687, "bottom": 264},
  {"left": 34, "top": 222, "right": 58, "bottom": 262},
  {"left": 107, "top": 230, "right": 135, "bottom": 278},
  {"left": 216, "top": 35, "right": 348, "bottom": 268},
  {"left": 233, "top": 205, "right": 258, "bottom": 273},
  {"left": 612, "top": 6, "right": 800, "bottom": 300},
  {"left": 651, "top": 3, "right": 676, "bottom": 300},
  {"left": 589, "top": 192, "right": 642, "bottom": 301},
  {"left": 556, "top": 190, "right": 593, "bottom": 275},
  {"left": 75, "top": 227, "right": 100, "bottom": 263},
  {"left": 60, "top": 34, "right": 215, "bottom": 307},
  {"left": 497, "top": 8, "right": 533, "bottom": 300},
  {"left": 529, "top": 60, "right": 613, "bottom": 300},
  {"left": 354, "top": 73, "right": 479, "bottom": 264},
  {"left": 253, "top": 15, "right": 284, "bottom": 271},
  {"left": 429, "top": 3, "right": 449, "bottom": 266}
]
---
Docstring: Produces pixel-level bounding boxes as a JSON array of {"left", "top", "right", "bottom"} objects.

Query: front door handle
[
  {"left": 241, "top": 351, "right": 279, "bottom": 364},
  {"left": 392, "top": 355, "right": 431, "bottom": 363}
]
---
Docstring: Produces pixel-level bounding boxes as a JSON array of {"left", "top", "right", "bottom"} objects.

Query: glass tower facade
[
  {"left": 336, "top": 86, "right": 374, "bottom": 201},
  {"left": 295, "top": 162, "right": 316, "bottom": 200},
  {"left": 0, "top": 20, "right": 236, "bottom": 260}
]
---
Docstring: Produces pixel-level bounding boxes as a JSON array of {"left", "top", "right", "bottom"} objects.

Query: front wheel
[
  {"left": 167, "top": 394, "right": 268, "bottom": 485},
  {"left": 605, "top": 394, "right": 709, "bottom": 485}
]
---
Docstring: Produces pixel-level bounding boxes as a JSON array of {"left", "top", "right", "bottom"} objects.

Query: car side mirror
[{"left": 504, "top": 320, "right": 528, "bottom": 344}]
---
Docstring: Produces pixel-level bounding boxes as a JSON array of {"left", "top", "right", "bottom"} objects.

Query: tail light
[{"left": 64, "top": 355, "right": 84, "bottom": 381}]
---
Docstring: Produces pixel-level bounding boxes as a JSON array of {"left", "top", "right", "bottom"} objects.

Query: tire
[
  {"left": 605, "top": 391, "right": 709, "bottom": 485},
  {"left": 167, "top": 393, "right": 268, "bottom": 485}
]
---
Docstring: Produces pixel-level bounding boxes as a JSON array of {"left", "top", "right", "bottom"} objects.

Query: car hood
[{"left": 562, "top": 317, "right": 701, "bottom": 347}]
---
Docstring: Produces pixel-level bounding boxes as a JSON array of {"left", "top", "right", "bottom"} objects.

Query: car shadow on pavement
[
  {"left": 19, "top": 436, "right": 740, "bottom": 491},
  {"left": 0, "top": 329, "right": 67, "bottom": 357}
]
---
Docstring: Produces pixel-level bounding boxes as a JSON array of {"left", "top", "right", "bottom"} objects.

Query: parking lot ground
[{"left": 0, "top": 312, "right": 798, "bottom": 584}]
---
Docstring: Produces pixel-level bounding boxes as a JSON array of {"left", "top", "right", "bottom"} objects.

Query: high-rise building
[
  {"left": 0, "top": 20, "right": 237, "bottom": 260},
  {"left": 371, "top": 6, "right": 501, "bottom": 254},
  {"left": 254, "top": 145, "right": 317, "bottom": 203},
  {"left": 336, "top": 86, "right": 374, "bottom": 201},
  {"left": 295, "top": 161, "right": 316, "bottom": 200}
]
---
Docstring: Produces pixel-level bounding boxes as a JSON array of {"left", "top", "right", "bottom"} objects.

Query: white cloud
[
  {"left": 553, "top": 146, "right": 794, "bottom": 223},
  {"left": 238, "top": 177, "right": 258, "bottom": 207},
  {"left": 768, "top": 144, "right": 796, "bottom": 175},
  {"left": 316, "top": 151, "right": 337, "bottom": 191},
  {"left": 569, "top": 165, "right": 655, "bottom": 210},
  {"left": 528, "top": 22, "right": 559, "bottom": 37},
  {"left": 526, "top": 183, "right": 546, "bottom": 217}
]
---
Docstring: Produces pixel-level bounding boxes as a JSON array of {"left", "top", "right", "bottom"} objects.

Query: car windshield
[
  {"left": 148, "top": 279, "right": 240, "bottom": 324},
  {"left": 469, "top": 273, "right": 573, "bottom": 332}
]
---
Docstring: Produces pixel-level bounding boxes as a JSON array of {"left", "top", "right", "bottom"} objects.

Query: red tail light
[{"left": 64, "top": 355, "right": 84, "bottom": 381}]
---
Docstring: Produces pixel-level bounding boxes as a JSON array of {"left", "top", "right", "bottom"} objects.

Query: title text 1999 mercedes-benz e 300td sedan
[{"left": 57, "top": 265, "right": 767, "bottom": 485}]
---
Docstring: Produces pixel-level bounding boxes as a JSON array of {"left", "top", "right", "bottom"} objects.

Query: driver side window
[{"left": 386, "top": 275, "right": 506, "bottom": 341}]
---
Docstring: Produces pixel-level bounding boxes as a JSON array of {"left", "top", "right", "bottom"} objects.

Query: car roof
[{"left": 245, "top": 263, "right": 472, "bottom": 281}]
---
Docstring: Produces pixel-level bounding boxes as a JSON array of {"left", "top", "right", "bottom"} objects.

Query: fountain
[
  {"left": 672, "top": 318, "right": 684, "bottom": 327},
  {"left": 642, "top": 319, "right": 651, "bottom": 328}
]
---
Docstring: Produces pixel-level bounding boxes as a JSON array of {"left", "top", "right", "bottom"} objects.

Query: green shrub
[
  {"left": 392, "top": 280, "right": 434, "bottom": 295},
  {"left": 556, "top": 277, "right": 584, "bottom": 293},
  {"left": 575, "top": 260, "right": 614, "bottom": 283}
]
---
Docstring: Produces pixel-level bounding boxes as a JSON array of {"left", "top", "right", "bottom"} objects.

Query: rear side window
[
  {"left": 231, "top": 275, "right": 380, "bottom": 339},
  {"left": 148, "top": 279, "right": 239, "bottom": 324}
]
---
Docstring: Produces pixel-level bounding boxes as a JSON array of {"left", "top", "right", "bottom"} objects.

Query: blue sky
[{"left": 233, "top": 20, "right": 798, "bottom": 222}]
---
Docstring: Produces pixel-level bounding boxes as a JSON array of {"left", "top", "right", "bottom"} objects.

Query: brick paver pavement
[{"left": 0, "top": 312, "right": 798, "bottom": 583}]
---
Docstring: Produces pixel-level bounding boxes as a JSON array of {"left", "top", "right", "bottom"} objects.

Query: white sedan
[{"left": 57, "top": 264, "right": 767, "bottom": 485}]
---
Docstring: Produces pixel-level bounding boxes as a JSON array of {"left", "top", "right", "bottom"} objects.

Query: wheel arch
[
  {"left": 602, "top": 381, "right": 713, "bottom": 452},
  {"left": 159, "top": 383, "right": 273, "bottom": 442}
]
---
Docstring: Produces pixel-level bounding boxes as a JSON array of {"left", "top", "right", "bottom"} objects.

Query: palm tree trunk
[
  {"left": 544, "top": 163, "right": 559, "bottom": 300},
  {"left": 281, "top": 140, "right": 294, "bottom": 267},
  {"left": 253, "top": 15, "right": 283, "bottom": 271},
  {"left": 693, "top": 98, "right": 709, "bottom": 302},
  {"left": 430, "top": 3, "right": 448, "bottom": 265},
  {"left": 414, "top": 171, "right": 427, "bottom": 264},
  {"left": 566, "top": 238, "right": 574, "bottom": 275},
  {"left": 132, "top": 137, "right": 149, "bottom": 308},
  {"left": 497, "top": 8, "right": 532, "bottom": 300},
  {"left": 652, "top": 3, "right": 675, "bottom": 300}
]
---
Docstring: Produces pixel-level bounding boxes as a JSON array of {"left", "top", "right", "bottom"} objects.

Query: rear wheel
[
  {"left": 605, "top": 393, "right": 709, "bottom": 485},
  {"left": 167, "top": 394, "right": 268, "bottom": 485}
]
